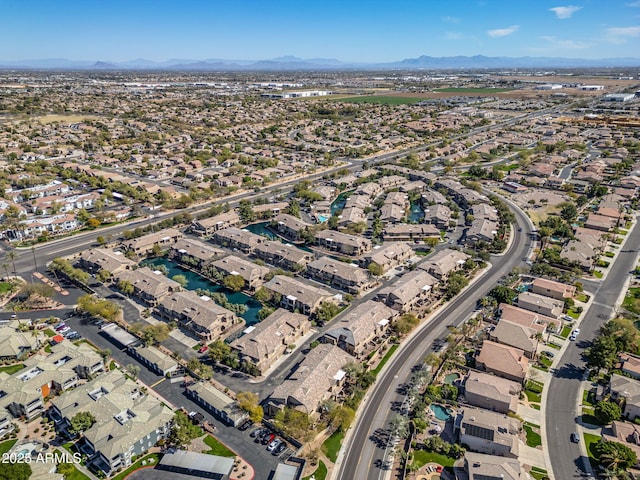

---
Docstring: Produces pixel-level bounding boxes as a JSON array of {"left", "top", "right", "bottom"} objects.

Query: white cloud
[
  {"left": 445, "top": 32, "right": 464, "bottom": 40},
  {"left": 626, "top": 1, "right": 640, "bottom": 6},
  {"left": 442, "top": 16, "right": 461, "bottom": 24},
  {"left": 487, "top": 25, "right": 519, "bottom": 37},
  {"left": 539, "top": 35, "right": 589, "bottom": 49},
  {"left": 549, "top": 6, "right": 582, "bottom": 19},
  {"left": 605, "top": 25, "right": 640, "bottom": 42}
]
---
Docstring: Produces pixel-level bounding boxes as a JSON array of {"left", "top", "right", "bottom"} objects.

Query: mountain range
[{"left": 1, "top": 55, "right": 639, "bottom": 70}]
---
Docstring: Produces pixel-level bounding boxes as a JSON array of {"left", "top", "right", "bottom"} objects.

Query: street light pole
[{"left": 31, "top": 246, "right": 38, "bottom": 272}]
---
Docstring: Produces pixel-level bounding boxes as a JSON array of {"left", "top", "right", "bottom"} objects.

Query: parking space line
[{"left": 150, "top": 378, "right": 166, "bottom": 388}]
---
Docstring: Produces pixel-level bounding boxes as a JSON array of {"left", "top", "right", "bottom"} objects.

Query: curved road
[
  {"left": 545, "top": 216, "right": 640, "bottom": 480},
  {"left": 335, "top": 200, "right": 535, "bottom": 480}
]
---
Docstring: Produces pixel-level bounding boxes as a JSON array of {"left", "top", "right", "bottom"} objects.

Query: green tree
[
  {"left": 141, "top": 323, "right": 170, "bottom": 345},
  {"left": 171, "top": 274, "right": 189, "bottom": 288},
  {"left": 118, "top": 279, "right": 135, "bottom": 296},
  {"left": 97, "top": 269, "right": 112, "bottom": 283},
  {"left": 287, "top": 198, "right": 301, "bottom": 218},
  {"left": 238, "top": 200, "right": 256, "bottom": 222},
  {"left": 237, "top": 391, "right": 264, "bottom": 423},
  {"left": 586, "top": 335, "right": 618, "bottom": 373},
  {"left": 209, "top": 340, "right": 232, "bottom": 363},
  {"left": 126, "top": 364, "right": 141, "bottom": 380},
  {"left": 368, "top": 262, "right": 384, "bottom": 277},
  {"left": 315, "top": 302, "right": 341, "bottom": 324},
  {"left": 488, "top": 285, "right": 517, "bottom": 305},
  {"left": 328, "top": 405, "right": 355, "bottom": 432},
  {"left": 560, "top": 203, "right": 578, "bottom": 222},
  {"left": 223, "top": 274, "right": 245, "bottom": 292},
  {"left": 70, "top": 411, "right": 96, "bottom": 434},
  {"left": 170, "top": 411, "right": 202, "bottom": 448},
  {"left": 0, "top": 462, "right": 32, "bottom": 480},
  {"left": 96, "top": 235, "right": 106, "bottom": 245},
  {"left": 594, "top": 401, "right": 622, "bottom": 424},
  {"left": 393, "top": 313, "right": 420, "bottom": 335},
  {"left": 594, "top": 440, "right": 637, "bottom": 473}
]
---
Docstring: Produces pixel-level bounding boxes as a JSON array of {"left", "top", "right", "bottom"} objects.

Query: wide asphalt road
[
  {"left": 545, "top": 216, "right": 640, "bottom": 480},
  {"left": 335, "top": 202, "right": 534, "bottom": 480}
]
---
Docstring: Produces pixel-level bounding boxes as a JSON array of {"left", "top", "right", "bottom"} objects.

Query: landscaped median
[{"left": 111, "top": 453, "right": 162, "bottom": 480}]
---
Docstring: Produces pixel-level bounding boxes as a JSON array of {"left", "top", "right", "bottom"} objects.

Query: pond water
[
  {"left": 142, "top": 257, "right": 262, "bottom": 326},
  {"left": 243, "top": 222, "right": 278, "bottom": 240},
  {"left": 408, "top": 201, "right": 425, "bottom": 223},
  {"left": 443, "top": 373, "right": 460, "bottom": 385},
  {"left": 330, "top": 190, "right": 353, "bottom": 215}
]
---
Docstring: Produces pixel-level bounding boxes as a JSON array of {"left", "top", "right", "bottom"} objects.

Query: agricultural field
[
  {"left": 336, "top": 95, "right": 424, "bottom": 105},
  {"left": 434, "top": 87, "right": 513, "bottom": 94}
]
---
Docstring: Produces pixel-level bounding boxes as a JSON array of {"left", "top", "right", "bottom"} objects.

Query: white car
[{"left": 572, "top": 328, "right": 581, "bottom": 335}]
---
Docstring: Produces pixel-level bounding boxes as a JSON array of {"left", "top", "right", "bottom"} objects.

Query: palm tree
[
  {"left": 7, "top": 250, "right": 17, "bottom": 277},
  {"left": 1, "top": 263, "right": 8, "bottom": 281},
  {"left": 532, "top": 332, "right": 544, "bottom": 358}
]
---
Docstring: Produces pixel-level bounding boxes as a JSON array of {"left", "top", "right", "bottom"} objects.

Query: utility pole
[{"left": 31, "top": 246, "right": 38, "bottom": 272}]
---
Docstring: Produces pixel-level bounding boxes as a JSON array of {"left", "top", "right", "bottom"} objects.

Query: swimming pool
[
  {"left": 317, "top": 214, "right": 329, "bottom": 223},
  {"left": 430, "top": 404, "right": 453, "bottom": 421},
  {"left": 11, "top": 441, "right": 41, "bottom": 458}
]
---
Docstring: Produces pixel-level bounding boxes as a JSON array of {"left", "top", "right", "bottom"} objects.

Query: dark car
[
  {"left": 262, "top": 433, "right": 275, "bottom": 445},
  {"left": 250, "top": 427, "right": 264, "bottom": 438},
  {"left": 238, "top": 419, "right": 253, "bottom": 431},
  {"left": 273, "top": 441, "right": 287, "bottom": 455}
]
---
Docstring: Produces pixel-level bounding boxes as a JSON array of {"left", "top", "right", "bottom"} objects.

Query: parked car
[
  {"left": 238, "top": 419, "right": 253, "bottom": 431},
  {"left": 571, "top": 432, "right": 580, "bottom": 443},
  {"left": 198, "top": 345, "right": 209, "bottom": 354},
  {"left": 267, "top": 439, "right": 282, "bottom": 452},
  {"left": 250, "top": 427, "right": 264, "bottom": 438},
  {"left": 273, "top": 441, "right": 287, "bottom": 455},
  {"left": 55, "top": 324, "right": 67, "bottom": 331},
  {"left": 262, "top": 433, "right": 275, "bottom": 445},
  {"left": 58, "top": 327, "right": 71, "bottom": 334},
  {"left": 541, "top": 351, "right": 555, "bottom": 358}
]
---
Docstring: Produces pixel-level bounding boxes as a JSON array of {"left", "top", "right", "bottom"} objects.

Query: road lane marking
[{"left": 150, "top": 378, "right": 165, "bottom": 388}]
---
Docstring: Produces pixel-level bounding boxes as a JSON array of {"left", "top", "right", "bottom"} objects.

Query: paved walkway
[
  {"left": 518, "top": 442, "right": 546, "bottom": 469},
  {"left": 517, "top": 404, "right": 541, "bottom": 425}
]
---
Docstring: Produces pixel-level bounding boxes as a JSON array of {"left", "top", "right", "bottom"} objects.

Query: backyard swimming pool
[{"left": 430, "top": 404, "right": 453, "bottom": 421}]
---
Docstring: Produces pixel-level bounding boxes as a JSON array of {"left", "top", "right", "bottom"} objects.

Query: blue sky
[{"left": 1, "top": 0, "right": 639, "bottom": 61}]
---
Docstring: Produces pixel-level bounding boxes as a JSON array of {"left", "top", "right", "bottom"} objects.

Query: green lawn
[
  {"left": 0, "top": 439, "right": 17, "bottom": 455},
  {"left": 530, "top": 467, "right": 549, "bottom": 480},
  {"left": 338, "top": 95, "right": 423, "bottom": 105},
  {"left": 582, "top": 389, "right": 595, "bottom": 407},
  {"left": 582, "top": 413, "right": 603, "bottom": 426},
  {"left": 44, "top": 328, "right": 56, "bottom": 337},
  {"left": 54, "top": 450, "right": 90, "bottom": 480},
  {"left": 583, "top": 432, "right": 601, "bottom": 469},
  {"left": 566, "top": 308, "right": 580, "bottom": 319},
  {"left": 560, "top": 325, "right": 572, "bottom": 338},
  {"left": 539, "top": 356, "right": 552, "bottom": 369},
  {"left": 530, "top": 403, "right": 541, "bottom": 410},
  {"left": 322, "top": 429, "right": 345, "bottom": 463},
  {"left": 372, "top": 344, "right": 398, "bottom": 376},
  {"left": 548, "top": 342, "right": 561, "bottom": 350},
  {"left": 412, "top": 449, "right": 456, "bottom": 468},
  {"left": 203, "top": 435, "right": 235, "bottom": 457},
  {"left": 593, "top": 270, "right": 603, "bottom": 278},
  {"left": 111, "top": 453, "right": 162, "bottom": 480},
  {"left": 0, "top": 282, "right": 13, "bottom": 294},
  {"left": 434, "top": 87, "right": 513, "bottom": 93},
  {"left": 303, "top": 460, "right": 327, "bottom": 480},
  {"left": 604, "top": 251, "right": 615, "bottom": 258},
  {"left": 524, "top": 423, "right": 542, "bottom": 448},
  {"left": 623, "top": 287, "right": 640, "bottom": 315},
  {"left": 576, "top": 293, "right": 589, "bottom": 303},
  {"left": 525, "top": 390, "right": 542, "bottom": 403},
  {"left": 0, "top": 363, "right": 25, "bottom": 374}
]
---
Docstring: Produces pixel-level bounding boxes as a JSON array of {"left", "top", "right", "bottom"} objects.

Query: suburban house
[
  {"left": 383, "top": 223, "right": 440, "bottom": 242},
  {"left": 454, "top": 407, "right": 521, "bottom": 458},
  {"left": 463, "top": 452, "right": 528, "bottom": 480},
  {"left": 497, "top": 303, "right": 560, "bottom": 333},
  {"left": 476, "top": 340, "right": 529, "bottom": 383},
  {"left": 263, "top": 275, "right": 337, "bottom": 316},
  {"left": 48, "top": 370, "right": 173, "bottom": 475},
  {"left": 190, "top": 210, "right": 241, "bottom": 236},
  {"left": 253, "top": 240, "right": 313, "bottom": 271},
  {"left": 78, "top": 248, "right": 136, "bottom": 277},
  {"left": 516, "top": 292, "right": 564, "bottom": 319},
  {"left": 0, "top": 321, "right": 42, "bottom": 361},
  {"left": 424, "top": 204, "right": 451, "bottom": 229},
  {"left": 608, "top": 374, "right": 640, "bottom": 421},
  {"left": 306, "top": 256, "right": 374, "bottom": 294},
  {"left": 267, "top": 344, "right": 352, "bottom": 418},
  {"left": 489, "top": 320, "right": 540, "bottom": 359},
  {"left": 230, "top": 309, "right": 311, "bottom": 375},
  {"left": 1, "top": 342, "right": 104, "bottom": 422},
  {"left": 168, "top": 238, "right": 225, "bottom": 270},
  {"left": 360, "top": 242, "right": 413, "bottom": 274},
  {"left": 273, "top": 214, "right": 311, "bottom": 242},
  {"left": 618, "top": 352, "right": 640, "bottom": 379},
  {"left": 322, "top": 300, "right": 397, "bottom": 358},
  {"left": 252, "top": 202, "right": 288, "bottom": 219},
  {"left": 530, "top": 277, "right": 576, "bottom": 301},
  {"left": 338, "top": 207, "right": 367, "bottom": 227},
  {"left": 211, "top": 255, "right": 270, "bottom": 291},
  {"left": 377, "top": 269, "right": 438, "bottom": 312},
  {"left": 121, "top": 228, "right": 183, "bottom": 256},
  {"left": 156, "top": 290, "right": 240, "bottom": 343},
  {"left": 127, "top": 345, "right": 179, "bottom": 376},
  {"left": 315, "top": 230, "right": 372, "bottom": 256},
  {"left": 463, "top": 371, "right": 521, "bottom": 414},
  {"left": 116, "top": 267, "right": 182, "bottom": 306},
  {"left": 186, "top": 381, "right": 248, "bottom": 427},
  {"left": 471, "top": 203, "right": 499, "bottom": 222},
  {"left": 212, "top": 227, "right": 266, "bottom": 253},
  {"left": 418, "top": 248, "right": 469, "bottom": 280}
]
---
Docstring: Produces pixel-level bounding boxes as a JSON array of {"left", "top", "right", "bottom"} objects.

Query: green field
[
  {"left": 337, "top": 95, "right": 423, "bottom": 105},
  {"left": 322, "top": 429, "right": 345, "bottom": 463},
  {"left": 412, "top": 450, "right": 456, "bottom": 468},
  {"left": 0, "top": 439, "right": 17, "bottom": 455},
  {"left": 203, "top": 435, "right": 235, "bottom": 457},
  {"left": 0, "top": 364, "right": 25, "bottom": 375},
  {"left": 433, "top": 87, "right": 513, "bottom": 94},
  {"left": 623, "top": 287, "right": 640, "bottom": 315},
  {"left": 524, "top": 423, "right": 542, "bottom": 448},
  {"left": 0, "top": 282, "right": 13, "bottom": 294},
  {"left": 303, "top": 460, "right": 327, "bottom": 480}
]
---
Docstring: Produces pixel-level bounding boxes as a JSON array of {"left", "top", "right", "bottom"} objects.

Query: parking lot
[{"left": 59, "top": 313, "right": 286, "bottom": 480}]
